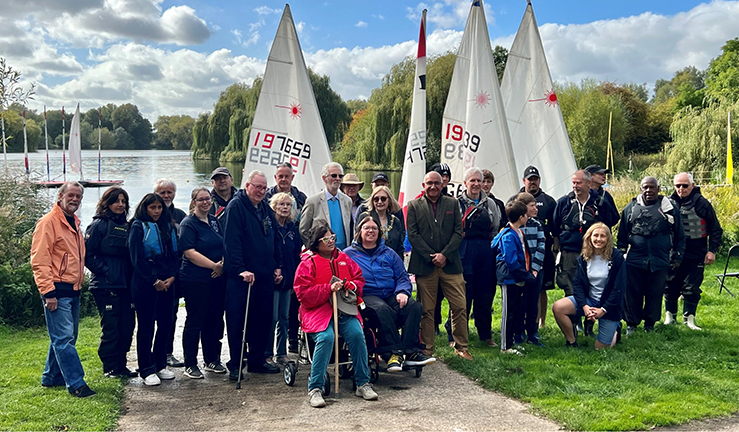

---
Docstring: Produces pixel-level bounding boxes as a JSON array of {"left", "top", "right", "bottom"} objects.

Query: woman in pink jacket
[{"left": 294, "top": 223, "right": 378, "bottom": 408}]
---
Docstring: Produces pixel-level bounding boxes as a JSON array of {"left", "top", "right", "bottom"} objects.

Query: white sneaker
[
  {"left": 685, "top": 314, "right": 702, "bottom": 331},
  {"left": 157, "top": 368, "right": 175, "bottom": 380},
  {"left": 664, "top": 311, "right": 675, "bottom": 325},
  {"left": 143, "top": 373, "right": 161, "bottom": 386}
]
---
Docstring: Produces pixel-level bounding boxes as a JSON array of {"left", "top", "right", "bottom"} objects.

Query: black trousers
[
  {"left": 363, "top": 294, "right": 423, "bottom": 355},
  {"left": 132, "top": 285, "right": 174, "bottom": 377},
  {"left": 92, "top": 288, "right": 136, "bottom": 374},
  {"left": 518, "top": 277, "right": 542, "bottom": 340},
  {"left": 288, "top": 290, "right": 300, "bottom": 345},
  {"left": 665, "top": 258, "right": 704, "bottom": 316},
  {"left": 624, "top": 265, "right": 669, "bottom": 327},
  {"left": 225, "top": 278, "right": 274, "bottom": 372},
  {"left": 181, "top": 278, "right": 226, "bottom": 368}
]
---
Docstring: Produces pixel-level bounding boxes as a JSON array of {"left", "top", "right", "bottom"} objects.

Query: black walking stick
[{"left": 236, "top": 282, "right": 253, "bottom": 390}]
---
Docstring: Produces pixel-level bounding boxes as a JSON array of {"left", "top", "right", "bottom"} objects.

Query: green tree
[
  {"left": 111, "top": 103, "right": 152, "bottom": 149},
  {"left": 114, "top": 127, "right": 134, "bottom": 150},
  {"left": 154, "top": 115, "right": 195, "bottom": 150},
  {"left": 493, "top": 45, "right": 508, "bottom": 83},
  {"left": 346, "top": 99, "right": 368, "bottom": 115},
  {"left": 89, "top": 127, "right": 115, "bottom": 149},
  {"left": 0, "top": 110, "right": 42, "bottom": 153},
  {"left": 706, "top": 38, "right": 739, "bottom": 103}
]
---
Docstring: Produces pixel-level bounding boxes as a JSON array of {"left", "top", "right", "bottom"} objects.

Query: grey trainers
[
  {"left": 355, "top": 383, "right": 378, "bottom": 400},
  {"left": 308, "top": 388, "right": 326, "bottom": 408},
  {"left": 184, "top": 366, "right": 204, "bottom": 379},
  {"left": 203, "top": 362, "right": 227, "bottom": 374}
]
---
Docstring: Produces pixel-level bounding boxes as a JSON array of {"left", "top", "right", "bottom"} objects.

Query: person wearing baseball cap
[
  {"left": 371, "top": 172, "right": 390, "bottom": 188},
  {"left": 432, "top": 163, "right": 452, "bottom": 196},
  {"left": 341, "top": 173, "right": 366, "bottom": 232},
  {"left": 517, "top": 166, "right": 557, "bottom": 329},
  {"left": 209, "top": 167, "right": 237, "bottom": 221}
]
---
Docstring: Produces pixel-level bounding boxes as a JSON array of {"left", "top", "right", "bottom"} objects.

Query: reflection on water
[{"left": 2, "top": 150, "right": 402, "bottom": 230}]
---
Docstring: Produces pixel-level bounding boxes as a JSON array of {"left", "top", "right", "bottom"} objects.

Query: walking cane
[
  {"left": 332, "top": 289, "right": 340, "bottom": 396},
  {"left": 236, "top": 282, "right": 253, "bottom": 390}
]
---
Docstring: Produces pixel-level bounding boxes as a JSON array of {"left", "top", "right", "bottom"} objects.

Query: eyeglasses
[
  {"left": 195, "top": 197, "right": 212, "bottom": 203},
  {"left": 373, "top": 196, "right": 388, "bottom": 203},
  {"left": 674, "top": 184, "right": 690, "bottom": 189},
  {"left": 424, "top": 181, "right": 441, "bottom": 186},
  {"left": 249, "top": 184, "right": 268, "bottom": 192},
  {"left": 329, "top": 173, "right": 345, "bottom": 179},
  {"left": 361, "top": 226, "right": 379, "bottom": 232},
  {"left": 320, "top": 234, "right": 337, "bottom": 244}
]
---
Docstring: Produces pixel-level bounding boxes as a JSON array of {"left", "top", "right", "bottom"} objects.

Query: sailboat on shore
[
  {"left": 500, "top": 0, "right": 576, "bottom": 199},
  {"left": 441, "top": 0, "right": 519, "bottom": 199},
  {"left": 240, "top": 4, "right": 332, "bottom": 195}
]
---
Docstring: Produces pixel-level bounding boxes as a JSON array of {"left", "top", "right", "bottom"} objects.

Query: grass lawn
[
  {"left": 435, "top": 260, "right": 739, "bottom": 431},
  {"left": 0, "top": 316, "right": 125, "bottom": 431}
]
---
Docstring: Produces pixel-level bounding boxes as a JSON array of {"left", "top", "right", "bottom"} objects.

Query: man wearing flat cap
[
  {"left": 210, "top": 167, "right": 237, "bottom": 221},
  {"left": 584, "top": 164, "right": 619, "bottom": 228}
]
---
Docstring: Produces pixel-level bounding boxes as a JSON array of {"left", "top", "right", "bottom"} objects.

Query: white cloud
[
  {"left": 407, "top": 0, "right": 493, "bottom": 29},
  {"left": 254, "top": 6, "right": 281, "bottom": 15},
  {"left": 355, "top": 21, "right": 368, "bottom": 28}
]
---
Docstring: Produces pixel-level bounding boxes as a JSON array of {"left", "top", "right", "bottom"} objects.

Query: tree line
[{"left": 1, "top": 102, "right": 195, "bottom": 153}]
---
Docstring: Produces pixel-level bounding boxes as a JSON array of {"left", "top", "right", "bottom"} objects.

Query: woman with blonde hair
[
  {"left": 356, "top": 186, "right": 405, "bottom": 258},
  {"left": 551, "top": 222, "right": 625, "bottom": 349},
  {"left": 268, "top": 192, "right": 302, "bottom": 365}
]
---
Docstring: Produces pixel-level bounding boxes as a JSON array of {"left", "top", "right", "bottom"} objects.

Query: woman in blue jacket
[
  {"left": 85, "top": 187, "right": 136, "bottom": 378},
  {"left": 129, "top": 193, "right": 180, "bottom": 386},
  {"left": 552, "top": 222, "right": 625, "bottom": 349},
  {"left": 344, "top": 216, "right": 435, "bottom": 372}
]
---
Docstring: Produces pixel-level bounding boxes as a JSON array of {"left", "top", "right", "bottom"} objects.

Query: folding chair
[{"left": 714, "top": 244, "right": 739, "bottom": 297}]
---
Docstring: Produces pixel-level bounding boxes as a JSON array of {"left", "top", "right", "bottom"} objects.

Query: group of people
[{"left": 30, "top": 159, "right": 722, "bottom": 406}]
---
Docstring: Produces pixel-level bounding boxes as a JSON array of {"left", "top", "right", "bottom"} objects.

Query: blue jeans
[
  {"left": 308, "top": 315, "right": 369, "bottom": 391},
  {"left": 270, "top": 289, "right": 291, "bottom": 358},
  {"left": 42, "top": 296, "right": 87, "bottom": 391}
]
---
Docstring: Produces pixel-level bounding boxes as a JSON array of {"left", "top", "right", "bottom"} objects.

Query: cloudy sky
[{"left": 3, "top": 0, "right": 739, "bottom": 120}]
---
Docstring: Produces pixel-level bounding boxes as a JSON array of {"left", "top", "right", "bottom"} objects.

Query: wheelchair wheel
[
  {"left": 414, "top": 366, "right": 423, "bottom": 378},
  {"left": 323, "top": 372, "right": 331, "bottom": 397},
  {"left": 283, "top": 361, "right": 297, "bottom": 386}
]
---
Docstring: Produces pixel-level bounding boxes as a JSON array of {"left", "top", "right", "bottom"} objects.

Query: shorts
[{"left": 567, "top": 296, "right": 620, "bottom": 346}]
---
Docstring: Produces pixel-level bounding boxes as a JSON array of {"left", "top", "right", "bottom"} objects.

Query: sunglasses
[
  {"left": 674, "top": 183, "right": 690, "bottom": 189},
  {"left": 373, "top": 196, "right": 388, "bottom": 203},
  {"left": 320, "top": 234, "right": 337, "bottom": 244},
  {"left": 329, "top": 173, "right": 344, "bottom": 179}
]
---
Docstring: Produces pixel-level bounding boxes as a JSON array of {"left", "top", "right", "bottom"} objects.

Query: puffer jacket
[
  {"left": 344, "top": 240, "right": 412, "bottom": 299},
  {"left": 85, "top": 214, "right": 131, "bottom": 290},
  {"left": 293, "top": 249, "right": 365, "bottom": 334},
  {"left": 31, "top": 203, "right": 86, "bottom": 297}
]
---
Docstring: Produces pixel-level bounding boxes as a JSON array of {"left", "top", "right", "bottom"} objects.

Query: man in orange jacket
[{"left": 31, "top": 181, "right": 96, "bottom": 398}]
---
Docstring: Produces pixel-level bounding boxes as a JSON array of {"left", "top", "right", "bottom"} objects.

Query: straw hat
[{"left": 341, "top": 173, "right": 364, "bottom": 188}]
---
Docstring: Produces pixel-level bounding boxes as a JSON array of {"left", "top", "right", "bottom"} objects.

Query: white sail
[
  {"left": 241, "top": 4, "right": 332, "bottom": 195},
  {"left": 500, "top": 1, "right": 577, "bottom": 199},
  {"left": 398, "top": 9, "right": 427, "bottom": 212},
  {"left": 441, "top": 0, "right": 518, "bottom": 199},
  {"left": 68, "top": 104, "right": 83, "bottom": 179}
]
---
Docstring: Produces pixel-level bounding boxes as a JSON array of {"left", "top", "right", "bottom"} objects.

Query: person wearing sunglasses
[
  {"left": 617, "top": 176, "right": 685, "bottom": 335},
  {"left": 664, "top": 172, "right": 722, "bottom": 330},
  {"left": 294, "top": 224, "right": 377, "bottom": 408},
  {"left": 356, "top": 186, "right": 406, "bottom": 259},
  {"left": 300, "top": 162, "right": 353, "bottom": 250}
]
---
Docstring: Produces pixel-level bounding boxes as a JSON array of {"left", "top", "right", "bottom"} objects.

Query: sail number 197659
[{"left": 249, "top": 131, "right": 312, "bottom": 174}]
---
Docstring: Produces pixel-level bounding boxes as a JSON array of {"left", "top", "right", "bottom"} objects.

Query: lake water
[{"left": 2, "top": 150, "right": 400, "bottom": 230}]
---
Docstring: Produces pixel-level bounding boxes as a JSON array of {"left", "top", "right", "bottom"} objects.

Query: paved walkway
[{"left": 117, "top": 307, "right": 561, "bottom": 431}]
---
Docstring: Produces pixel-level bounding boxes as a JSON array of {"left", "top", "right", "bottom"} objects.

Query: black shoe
[
  {"left": 41, "top": 382, "right": 64, "bottom": 388},
  {"left": 527, "top": 338, "right": 545, "bottom": 347},
  {"left": 229, "top": 369, "right": 245, "bottom": 381},
  {"left": 565, "top": 340, "right": 579, "bottom": 348},
  {"left": 288, "top": 340, "right": 299, "bottom": 354},
  {"left": 121, "top": 367, "right": 138, "bottom": 377},
  {"left": 616, "top": 323, "right": 623, "bottom": 344},
  {"left": 644, "top": 324, "right": 655, "bottom": 333},
  {"left": 105, "top": 370, "right": 124, "bottom": 378},
  {"left": 70, "top": 384, "right": 96, "bottom": 398},
  {"left": 166, "top": 354, "right": 184, "bottom": 368},
  {"left": 405, "top": 351, "right": 436, "bottom": 366},
  {"left": 248, "top": 362, "right": 280, "bottom": 374}
]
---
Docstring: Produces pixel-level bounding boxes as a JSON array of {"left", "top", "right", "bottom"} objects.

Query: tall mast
[
  {"left": 62, "top": 106, "right": 66, "bottom": 181},
  {"left": 44, "top": 106, "right": 50, "bottom": 181}
]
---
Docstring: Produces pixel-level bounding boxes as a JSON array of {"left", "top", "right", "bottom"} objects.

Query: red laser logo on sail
[
  {"left": 473, "top": 91, "right": 491, "bottom": 109},
  {"left": 529, "top": 89, "right": 558, "bottom": 107},
  {"left": 276, "top": 102, "right": 302, "bottom": 119}
]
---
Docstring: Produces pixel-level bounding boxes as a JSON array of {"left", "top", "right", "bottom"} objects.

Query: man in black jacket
[
  {"left": 209, "top": 167, "right": 237, "bottom": 221},
  {"left": 664, "top": 172, "right": 722, "bottom": 330},
  {"left": 223, "top": 170, "right": 284, "bottom": 379},
  {"left": 617, "top": 176, "right": 685, "bottom": 334},
  {"left": 585, "top": 164, "right": 620, "bottom": 227},
  {"left": 264, "top": 162, "right": 307, "bottom": 221}
]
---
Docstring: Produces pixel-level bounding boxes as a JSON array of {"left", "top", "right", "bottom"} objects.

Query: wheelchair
[{"left": 282, "top": 322, "right": 379, "bottom": 396}]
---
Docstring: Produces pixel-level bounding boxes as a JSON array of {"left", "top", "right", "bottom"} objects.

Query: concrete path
[{"left": 117, "top": 307, "right": 560, "bottom": 431}]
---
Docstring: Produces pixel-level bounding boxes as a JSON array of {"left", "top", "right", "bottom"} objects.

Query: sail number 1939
[{"left": 443, "top": 124, "right": 480, "bottom": 161}]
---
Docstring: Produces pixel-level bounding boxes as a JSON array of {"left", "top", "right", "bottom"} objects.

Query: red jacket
[{"left": 293, "top": 249, "right": 365, "bottom": 333}]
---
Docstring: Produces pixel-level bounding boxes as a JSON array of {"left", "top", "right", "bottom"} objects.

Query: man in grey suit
[
  {"left": 407, "top": 171, "right": 472, "bottom": 360},
  {"left": 300, "top": 162, "right": 353, "bottom": 249}
]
